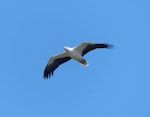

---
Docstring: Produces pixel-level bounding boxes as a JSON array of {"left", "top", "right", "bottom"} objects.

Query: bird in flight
[{"left": 43, "top": 42, "right": 113, "bottom": 79}]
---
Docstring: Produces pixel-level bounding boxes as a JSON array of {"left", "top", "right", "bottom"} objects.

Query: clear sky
[{"left": 0, "top": 0, "right": 150, "bottom": 117}]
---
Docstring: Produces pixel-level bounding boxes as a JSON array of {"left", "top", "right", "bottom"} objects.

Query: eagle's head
[
  {"left": 64, "top": 46, "right": 74, "bottom": 52},
  {"left": 64, "top": 46, "right": 69, "bottom": 51}
]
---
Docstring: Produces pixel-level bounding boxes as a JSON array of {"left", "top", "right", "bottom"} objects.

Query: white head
[
  {"left": 64, "top": 46, "right": 69, "bottom": 51},
  {"left": 64, "top": 46, "right": 74, "bottom": 52}
]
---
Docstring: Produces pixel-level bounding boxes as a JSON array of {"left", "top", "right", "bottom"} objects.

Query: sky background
[{"left": 0, "top": 0, "right": 150, "bottom": 117}]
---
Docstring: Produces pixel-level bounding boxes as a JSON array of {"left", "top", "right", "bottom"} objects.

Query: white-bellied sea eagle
[{"left": 43, "top": 42, "right": 113, "bottom": 78}]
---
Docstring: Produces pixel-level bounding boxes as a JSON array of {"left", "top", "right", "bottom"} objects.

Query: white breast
[{"left": 68, "top": 49, "right": 83, "bottom": 61}]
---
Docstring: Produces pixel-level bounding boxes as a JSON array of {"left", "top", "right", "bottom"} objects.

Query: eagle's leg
[{"left": 79, "top": 59, "right": 89, "bottom": 66}]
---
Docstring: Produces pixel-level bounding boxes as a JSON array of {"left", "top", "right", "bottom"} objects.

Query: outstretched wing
[
  {"left": 75, "top": 42, "right": 113, "bottom": 56},
  {"left": 43, "top": 53, "right": 71, "bottom": 79}
]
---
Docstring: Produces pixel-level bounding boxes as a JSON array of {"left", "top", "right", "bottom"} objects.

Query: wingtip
[
  {"left": 43, "top": 68, "right": 54, "bottom": 79},
  {"left": 43, "top": 75, "right": 49, "bottom": 79},
  {"left": 43, "top": 73, "right": 51, "bottom": 79},
  {"left": 106, "top": 43, "right": 114, "bottom": 49}
]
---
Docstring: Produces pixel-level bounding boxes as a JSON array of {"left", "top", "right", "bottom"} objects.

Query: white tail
[{"left": 80, "top": 59, "right": 89, "bottom": 66}]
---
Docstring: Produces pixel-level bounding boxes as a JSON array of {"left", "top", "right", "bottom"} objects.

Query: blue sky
[{"left": 0, "top": 0, "right": 150, "bottom": 117}]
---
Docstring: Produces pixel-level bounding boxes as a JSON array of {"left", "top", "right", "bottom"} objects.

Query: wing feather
[
  {"left": 75, "top": 42, "right": 113, "bottom": 56},
  {"left": 43, "top": 53, "right": 71, "bottom": 78}
]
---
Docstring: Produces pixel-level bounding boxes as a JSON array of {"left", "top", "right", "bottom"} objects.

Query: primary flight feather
[{"left": 43, "top": 42, "right": 113, "bottom": 79}]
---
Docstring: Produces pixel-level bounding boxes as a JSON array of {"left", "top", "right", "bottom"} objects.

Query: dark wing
[
  {"left": 43, "top": 53, "right": 71, "bottom": 79},
  {"left": 75, "top": 42, "right": 113, "bottom": 56}
]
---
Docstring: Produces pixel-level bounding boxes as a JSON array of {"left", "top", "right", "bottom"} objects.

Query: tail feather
[{"left": 80, "top": 59, "right": 89, "bottom": 66}]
